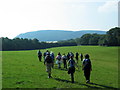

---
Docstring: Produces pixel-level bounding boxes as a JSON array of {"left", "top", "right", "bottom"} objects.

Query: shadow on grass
[
  {"left": 53, "top": 67, "right": 68, "bottom": 71},
  {"left": 53, "top": 66, "right": 80, "bottom": 72},
  {"left": 88, "top": 82, "right": 117, "bottom": 89},
  {"left": 53, "top": 78, "right": 117, "bottom": 89}
]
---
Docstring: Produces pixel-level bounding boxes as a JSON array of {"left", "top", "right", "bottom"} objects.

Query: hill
[{"left": 16, "top": 30, "right": 106, "bottom": 41}]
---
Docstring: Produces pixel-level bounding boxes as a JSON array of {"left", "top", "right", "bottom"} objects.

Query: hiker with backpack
[
  {"left": 67, "top": 52, "right": 70, "bottom": 61},
  {"left": 68, "top": 55, "right": 76, "bottom": 83},
  {"left": 61, "top": 53, "right": 67, "bottom": 69},
  {"left": 44, "top": 52, "right": 53, "bottom": 78},
  {"left": 69, "top": 52, "right": 74, "bottom": 58},
  {"left": 56, "top": 52, "right": 62, "bottom": 68},
  {"left": 75, "top": 52, "right": 79, "bottom": 63},
  {"left": 82, "top": 54, "right": 92, "bottom": 83},
  {"left": 43, "top": 50, "right": 49, "bottom": 61},
  {"left": 37, "top": 50, "right": 42, "bottom": 62}
]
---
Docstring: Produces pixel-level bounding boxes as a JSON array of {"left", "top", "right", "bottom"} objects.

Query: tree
[
  {"left": 2, "top": 37, "right": 14, "bottom": 50},
  {"left": 98, "top": 35, "right": 107, "bottom": 46},
  {"left": 89, "top": 34, "right": 100, "bottom": 45},
  {"left": 106, "top": 27, "right": 120, "bottom": 46},
  {"left": 75, "top": 38, "right": 81, "bottom": 45},
  {"left": 80, "top": 34, "right": 92, "bottom": 45}
]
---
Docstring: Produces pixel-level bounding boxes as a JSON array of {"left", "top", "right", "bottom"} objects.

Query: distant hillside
[{"left": 16, "top": 30, "right": 106, "bottom": 41}]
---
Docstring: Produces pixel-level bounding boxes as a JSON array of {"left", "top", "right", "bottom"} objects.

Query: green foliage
[
  {"left": 1, "top": 27, "right": 120, "bottom": 51},
  {"left": 106, "top": 27, "right": 120, "bottom": 46},
  {"left": 74, "top": 27, "right": 120, "bottom": 46},
  {"left": 2, "top": 46, "right": 118, "bottom": 88},
  {"left": 1, "top": 37, "right": 76, "bottom": 51},
  {"left": 98, "top": 35, "right": 107, "bottom": 46},
  {"left": 1, "top": 38, "right": 41, "bottom": 51},
  {"left": 89, "top": 34, "right": 100, "bottom": 45},
  {"left": 58, "top": 39, "right": 77, "bottom": 46},
  {"left": 80, "top": 34, "right": 92, "bottom": 45}
]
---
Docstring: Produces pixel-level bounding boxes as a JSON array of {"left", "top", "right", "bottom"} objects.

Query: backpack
[
  {"left": 45, "top": 56, "right": 53, "bottom": 63},
  {"left": 38, "top": 51, "right": 42, "bottom": 56},
  {"left": 44, "top": 52, "right": 46, "bottom": 57},
  {"left": 50, "top": 53, "right": 54, "bottom": 59},
  {"left": 56, "top": 55, "right": 61, "bottom": 60},
  {"left": 62, "top": 56, "right": 67, "bottom": 60},
  {"left": 39, "top": 52, "right": 42, "bottom": 56},
  {"left": 69, "top": 59, "right": 75, "bottom": 67},
  {"left": 83, "top": 59, "right": 91, "bottom": 69}
]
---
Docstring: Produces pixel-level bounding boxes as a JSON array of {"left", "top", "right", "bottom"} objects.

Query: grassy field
[{"left": 2, "top": 46, "right": 118, "bottom": 88}]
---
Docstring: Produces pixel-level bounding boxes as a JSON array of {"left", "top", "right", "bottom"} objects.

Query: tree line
[
  {"left": 1, "top": 37, "right": 77, "bottom": 51},
  {"left": 1, "top": 27, "right": 120, "bottom": 51},
  {"left": 60, "top": 27, "right": 120, "bottom": 46}
]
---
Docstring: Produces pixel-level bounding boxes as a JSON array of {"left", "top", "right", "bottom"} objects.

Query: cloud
[{"left": 98, "top": 1, "right": 118, "bottom": 13}]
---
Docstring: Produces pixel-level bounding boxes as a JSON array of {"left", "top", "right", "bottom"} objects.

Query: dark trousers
[
  {"left": 81, "top": 57, "right": 83, "bottom": 61},
  {"left": 68, "top": 66, "right": 75, "bottom": 83},
  {"left": 38, "top": 56, "right": 42, "bottom": 61},
  {"left": 63, "top": 60, "right": 67, "bottom": 69},
  {"left": 84, "top": 70, "right": 90, "bottom": 81},
  {"left": 71, "top": 73, "right": 74, "bottom": 83}
]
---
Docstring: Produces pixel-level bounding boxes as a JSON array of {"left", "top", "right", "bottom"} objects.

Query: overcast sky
[{"left": 0, "top": 0, "right": 118, "bottom": 39}]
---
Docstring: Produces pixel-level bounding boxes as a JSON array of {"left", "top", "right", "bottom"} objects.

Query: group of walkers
[{"left": 37, "top": 50, "right": 92, "bottom": 83}]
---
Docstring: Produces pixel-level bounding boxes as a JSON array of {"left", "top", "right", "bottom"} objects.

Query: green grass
[{"left": 2, "top": 46, "right": 118, "bottom": 88}]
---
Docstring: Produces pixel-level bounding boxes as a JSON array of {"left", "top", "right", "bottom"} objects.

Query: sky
[{"left": 0, "top": 0, "right": 118, "bottom": 39}]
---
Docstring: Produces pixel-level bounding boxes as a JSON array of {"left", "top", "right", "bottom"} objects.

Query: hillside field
[{"left": 2, "top": 46, "right": 119, "bottom": 88}]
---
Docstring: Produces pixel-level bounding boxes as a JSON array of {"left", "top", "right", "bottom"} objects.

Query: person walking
[
  {"left": 70, "top": 52, "right": 74, "bottom": 58},
  {"left": 37, "top": 50, "right": 42, "bottom": 62},
  {"left": 62, "top": 53, "right": 67, "bottom": 69},
  {"left": 43, "top": 50, "right": 49, "bottom": 61},
  {"left": 75, "top": 52, "right": 79, "bottom": 63},
  {"left": 80, "top": 53, "right": 83, "bottom": 61},
  {"left": 82, "top": 54, "right": 92, "bottom": 83},
  {"left": 56, "top": 52, "right": 62, "bottom": 68},
  {"left": 67, "top": 52, "right": 70, "bottom": 61},
  {"left": 44, "top": 52, "right": 53, "bottom": 78},
  {"left": 68, "top": 55, "right": 76, "bottom": 83}
]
